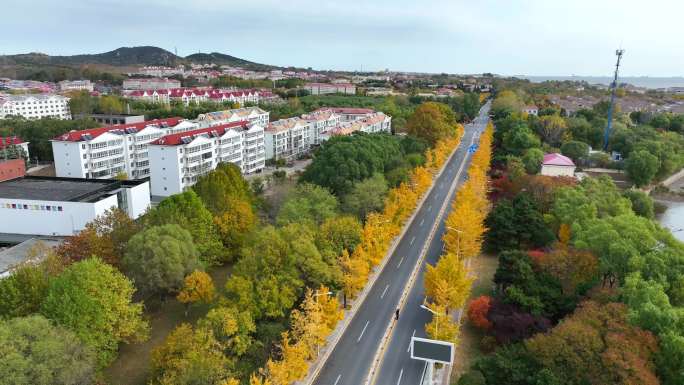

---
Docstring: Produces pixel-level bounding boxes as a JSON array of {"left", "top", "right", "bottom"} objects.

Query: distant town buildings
[
  {"left": 523, "top": 105, "right": 539, "bottom": 116},
  {"left": 58, "top": 79, "right": 94, "bottom": 92},
  {"left": 148, "top": 120, "right": 265, "bottom": 196},
  {"left": 304, "top": 83, "right": 356, "bottom": 95},
  {"left": 122, "top": 78, "right": 181, "bottom": 90},
  {"left": 124, "top": 87, "right": 262, "bottom": 106},
  {"left": 0, "top": 176, "right": 150, "bottom": 236},
  {"left": 0, "top": 94, "right": 71, "bottom": 120}
]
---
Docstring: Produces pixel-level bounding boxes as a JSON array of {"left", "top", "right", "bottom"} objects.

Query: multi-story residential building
[
  {"left": 324, "top": 112, "right": 392, "bottom": 140},
  {"left": 148, "top": 121, "right": 265, "bottom": 196},
  {"left": 122, "top": 78, "right": 181, "bottom": 90},
  {"left": 322, "top": 107, "right": 376, "bottom": 122},
  {"left": 265, "top": 118, "right": 311, "bottom": 161},
  {"left": 0, "top": 94, "right": 71, "bottom": 120},
  {"left": 51, "top": 117, "right": 199, "bottom": 179},
  {"left": 304, "top": 83, "right": 356, "bottom": 95},
  {"left": 58, "top": 80, "right": 94, "bottom": 92},
  {"left": 126, "top": 88, "right": 262, "bottom": 106},
  {"left": 197, "top": 106, "right": 269, "bottom": 128},
  {"left": 301, "top": 109, "right": 341, "bottom": 145}
]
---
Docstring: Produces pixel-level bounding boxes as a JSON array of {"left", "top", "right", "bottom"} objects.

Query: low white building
[
  {"left": 301, "top": 109, "right": 341, "bottom": 145},
  {"left": 0, "top": 94, "right": 71, "bottom": 120},
  {"left": 58, "top": 80, "right": 94, "bottom": 92},
  {"left": 541, "top": 153, "right": 576, "bottom": 177},
  {"left": 323, "top": 112, "right": 392, "bottom": 139},
  {"left": 0, "top": 176, "right": 150, "bottom": 236},
  {"left": 51, "top": 117, "right": 199, "bottom": 179},
  {"left": 523, "top": 105, "right": 539, "bottom": 116},
  {"left": 304, "top": 83, "right": 356, "bottom": 95},
  {"left": 148, "top": 121, "right": 265, "bottom": 197},
  {"left": 123, "top": 78, "right": 181, "bottom": 90}
]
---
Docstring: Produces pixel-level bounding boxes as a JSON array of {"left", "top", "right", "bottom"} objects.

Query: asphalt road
[{"left": 312, "top": 103, "right": 491, "bottom": 385}]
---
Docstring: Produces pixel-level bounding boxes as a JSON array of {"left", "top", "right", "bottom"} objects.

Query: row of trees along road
[
  {"left": 422, "top": 123, "right": 493, "bottom": 343},
  {"left": 457, "top": 91, "right": 684, "bottom": 385}
]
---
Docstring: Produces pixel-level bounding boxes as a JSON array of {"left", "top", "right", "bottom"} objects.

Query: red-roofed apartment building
[
  {"left": 51, "top": 117, "right": 200, "bottom": 179},
  {"left": 148, "top": 120, "right": 265, "bottom": 196}
]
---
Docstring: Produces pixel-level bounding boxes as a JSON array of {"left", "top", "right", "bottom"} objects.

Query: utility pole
[{"left": 603, "top": 49, "right": 625, "bottom": 151}]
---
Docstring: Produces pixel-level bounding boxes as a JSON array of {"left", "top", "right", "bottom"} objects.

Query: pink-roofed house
[{"left": 541, "top": 153, "right": 576, "bottom": 177}]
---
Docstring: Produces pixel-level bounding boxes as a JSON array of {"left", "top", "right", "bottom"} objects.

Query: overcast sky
[{"left": 3, "top": 0, "right": 682, "bottom": 76}]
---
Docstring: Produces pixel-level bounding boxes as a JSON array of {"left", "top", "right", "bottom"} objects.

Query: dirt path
[
  {"left": 450, "top": 254, "right": 498, "bottom": 383},
  {"left": 104, "top": 264, "right": 233, "bottom": 385}
]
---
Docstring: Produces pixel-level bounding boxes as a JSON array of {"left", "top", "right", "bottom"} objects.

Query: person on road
[{"left": 395, "top": 308, "right": 400, "bottom": 320}]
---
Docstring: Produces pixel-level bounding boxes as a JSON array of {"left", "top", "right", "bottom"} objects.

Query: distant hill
[{"left": 0, "top": 46, "right": 275, "bottom": 75}]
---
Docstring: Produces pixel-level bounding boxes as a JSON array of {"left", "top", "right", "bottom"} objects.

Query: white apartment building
[
  {"left": 0, "top": 94, "right": 71, "bottom": 120},
  {"left": 265, "top": 118, "right": 311, "bottom": 161},
  {"left": 197, "top": 106, "right": 270, "bottom": 128},
  {"left": 123, "top": 78, "right": 181, "bottom": 90},
  {"left": 301, "top": 109, "right": 341, "bottom": 145},
  {"left": 51, "top": 117, "right": 199, "bottom": 179},
  {"left": 0, "top": 176, "right": 150, "bottom": 236},
  {"left": 125, "top": 89, "right": 171, "bottom": 104},
  {"left": 127, "top": 88, "right": 261, "bottom": 106},
  {"left": 58, "top": 80, "right": 94, "bottom": 92},
  {"left": 323, "top": 107, "right": 376, "bottom": 122},
  {"left": 324, "top": 112, "right": 392, "bottom": 139},
  {"left": 304, "top": 83, "right": 356, "bottom": 95},
  {"left": 148, "top": 121, "right": 265, "bottom": 196}
]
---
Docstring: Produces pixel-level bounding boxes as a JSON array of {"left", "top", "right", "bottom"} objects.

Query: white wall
[
  {"left": 541, "top": 164, "right": 575, "bottom": 177},
  {"left": 125, "top": 181, "right": 151, "bottom": 218},
  {"left": 52, "top": 141, "right": 87, "bottom": 178},
  {"left": 0, "top": 195, "right": 117, "bottom": 236},
  {"left": 149, "top": 145, "right": 183, "bottom": 196}
]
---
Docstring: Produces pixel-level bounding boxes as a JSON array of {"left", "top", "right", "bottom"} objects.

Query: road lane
[
  {"left": 374, "top": 105, "right": 490, "bottom": 384},
  {"left": 312, "top": 103, "right": 490, "bottom": 385}
]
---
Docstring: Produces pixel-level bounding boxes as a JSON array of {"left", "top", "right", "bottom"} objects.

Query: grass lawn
[
  {"left": 451, "top": 253, "right": 498, "bottom": 384},
  {"left": 104, "top": 264, "right": 233, "bottom": 385}
]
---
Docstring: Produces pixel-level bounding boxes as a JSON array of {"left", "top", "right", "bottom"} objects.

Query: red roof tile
[
  {"left": 53, "top": 117, "right": 184, "bottom": 142},
  {"left": 0, "top": 136, "right": 25, "bottom": 149},
  {"left": 151, "top": 121, "right": 249, "bottom": 146}
]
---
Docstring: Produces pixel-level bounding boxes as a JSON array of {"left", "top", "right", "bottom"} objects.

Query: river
[{"left": 659, "top": 201, "right": 684, "bottom": 242}]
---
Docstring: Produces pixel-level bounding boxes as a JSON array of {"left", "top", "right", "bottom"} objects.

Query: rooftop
[
  {"left": 152, "top": 121, "right": 249, "bottom": 146},
  {"left": 0, "top": 136, "right": 25, "bottom": 149},
  {"left": 0, "top": 176, "right": 147, "bottom": 202},
  {"left": 543, "top": 153, "right": 575, "bottom": 167},
  {"left": 53, "top": 117, "right": 184, "bottom": 142}
]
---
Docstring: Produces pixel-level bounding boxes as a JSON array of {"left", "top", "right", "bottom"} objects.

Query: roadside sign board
[{"left": 410, "top": 336, "right": 454, "bottom": 365}]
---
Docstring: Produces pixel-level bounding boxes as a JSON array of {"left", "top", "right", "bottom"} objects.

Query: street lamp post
[
  {"left": 420, "top": 303, "right": 445, "bottom": 337},
  {"left": 445, "top": 226, "right": 463, "bottom": 258},
  {"left": 312, "top": 290, "right": 333, "bottom": 357}
]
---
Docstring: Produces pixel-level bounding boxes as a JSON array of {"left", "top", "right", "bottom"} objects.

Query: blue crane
[{"left": 603, "top": 49, "right": 625, "bottom": 151}]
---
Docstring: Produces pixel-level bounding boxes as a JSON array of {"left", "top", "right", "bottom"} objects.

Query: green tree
[
  {"left": 502, "top": 126, "right": 541, "bottom": 156},
  {"left": 193, "top": 163, "right": 254, "bottom": 216},
  {"left": 623, "top": 189, "right": 655, "bottom": 219},
  {"left": 521, "top": 148, "right": 544, "bottom": 174},
  {"left": 150, "top": 323, "right": 233, "bottom": 385},
  {"left": 341, "top": 173, "right": 389, "bottom": 220},
  {"left": 0, "top": 315, "right": 96, "bottom": 385},
  {"left": 301, "top": 133, "right": 403, "bottom": 195},
  {"left": 145, "top": 190, "right": 225, "bottom": 264},
  {"left": 560, "top": 140, "right": 590, "bottom": 163},
  {"left": 122, "top": 224, "right": 201, "bottom": 296},
  {"left": 276, "top": 183, "right": 339, "bottom": 226},
  {"left": 40, "top": 258, "right": 149, "bottom": 367},
  {"left": 406, "top": 101, "right": 457, "bottom": 145},
  {"left": 485, "top": 193, "right": 554, "bottom": 253},
  {"left": 625, "top": 149, "right": 661, "bottom": 187},
  {"left": 198, "top": 306, "right": 256, "bottom": 357}
]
